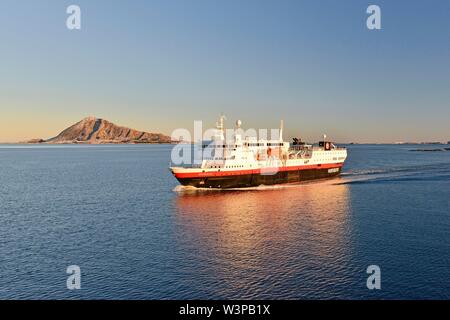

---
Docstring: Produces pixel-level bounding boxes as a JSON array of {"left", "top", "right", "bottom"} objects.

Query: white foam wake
[{"left": 172, "top": 179, "right": 338, "bottom": 193}]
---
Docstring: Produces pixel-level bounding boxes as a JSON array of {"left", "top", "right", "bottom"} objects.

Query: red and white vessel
[{"left": 170, "top": 116, "right": 347, "bottom": 189}]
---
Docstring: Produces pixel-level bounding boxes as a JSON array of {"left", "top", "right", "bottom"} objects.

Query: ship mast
[
  {"left": 280, "top": 120, "right": 284, "bottom": 142},
  {"left": 214, "top": 114, "right": 226, "bottom": 161},
  {"left": 216, "top": 114, "right": 226, "bottom": 141}
]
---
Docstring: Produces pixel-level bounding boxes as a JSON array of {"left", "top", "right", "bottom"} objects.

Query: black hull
[{"left": 175, "top": 167, "right": 342, "bottom": 189}]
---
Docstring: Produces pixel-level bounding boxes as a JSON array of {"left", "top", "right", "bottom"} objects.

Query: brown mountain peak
[{"left": 45, "top": 117, "right": 172, "bottom": 144}]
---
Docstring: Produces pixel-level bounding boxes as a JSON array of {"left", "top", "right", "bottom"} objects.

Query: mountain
[{"left": 41, "top": 117, "right": 172, "bottom": 144}]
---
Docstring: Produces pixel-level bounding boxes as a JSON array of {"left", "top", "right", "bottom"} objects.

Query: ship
[{"left": 170, "top": 115, "right": 347, "bottom": 189}]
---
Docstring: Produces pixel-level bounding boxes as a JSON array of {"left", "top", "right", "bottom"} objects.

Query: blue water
[{"left": 0, "top": 144, "right": 449, "bottom": 299}]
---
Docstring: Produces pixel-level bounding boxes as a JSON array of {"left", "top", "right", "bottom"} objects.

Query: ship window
[{"left": 267, "top": 143, "right": 283, "bottom": 146}]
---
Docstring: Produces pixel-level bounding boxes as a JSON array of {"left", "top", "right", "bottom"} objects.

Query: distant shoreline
[
  {"left": 28, "top": 141, "right": 177, "bottom": 145},
  {"left": 1, "top": 142, "right": 448, "bottom": 146}
]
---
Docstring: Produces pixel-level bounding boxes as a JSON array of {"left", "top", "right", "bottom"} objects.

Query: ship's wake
[
  {"left": 173, "top": 184, "right": 298, "bottom": 193},
  {"left": 173, "top": 179, "right": 339, "bottom": 193},
  {"left": 337, "top": 162, "right": 450, "bottom": 185}
]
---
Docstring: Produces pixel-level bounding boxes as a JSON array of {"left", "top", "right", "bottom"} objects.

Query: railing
[{"left": 288, "top": 145, "right": 311, "bottom": 151}]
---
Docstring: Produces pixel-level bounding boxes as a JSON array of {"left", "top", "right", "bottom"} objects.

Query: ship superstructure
[{"left": 170, "top": 116, "right": 347, "bottom": 188}]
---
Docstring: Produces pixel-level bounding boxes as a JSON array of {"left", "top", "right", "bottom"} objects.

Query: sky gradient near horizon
[{"left": 1, "top": 0, "right": 449, "bottom": 143}]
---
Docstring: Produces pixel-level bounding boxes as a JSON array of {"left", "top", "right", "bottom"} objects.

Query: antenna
[{"left": 216, "top": 113, "right": 226, "bottom": 131}]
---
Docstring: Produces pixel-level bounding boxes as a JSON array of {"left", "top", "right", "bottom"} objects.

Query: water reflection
[{"left": 174, "top": 179, "right": 353, "bottom": 299}]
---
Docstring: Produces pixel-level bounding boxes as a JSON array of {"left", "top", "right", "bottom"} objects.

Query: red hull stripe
[{"left": 174, "top": 163, "right": 343, "bottom": 179}]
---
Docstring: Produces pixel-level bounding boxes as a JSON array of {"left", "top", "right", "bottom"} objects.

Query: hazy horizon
[
  {"left": 1, "top": 0, "right": 449, "bottom": 143},
  {"left": 0, "top": 114, "right": 448, "bottom": 145}
]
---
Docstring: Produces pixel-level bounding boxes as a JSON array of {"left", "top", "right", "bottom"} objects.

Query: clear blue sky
[{"left": 1, "top": 0, "right": 449, "bottom": 143}]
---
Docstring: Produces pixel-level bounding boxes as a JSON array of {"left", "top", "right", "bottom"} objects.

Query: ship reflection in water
[{"left": 174, "top": 178, "right": 355, "bottom": 299}]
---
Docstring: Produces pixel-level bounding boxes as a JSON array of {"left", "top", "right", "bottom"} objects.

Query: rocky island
[{"left": 28, "top": 117, "right": 173, "bottom": 144}]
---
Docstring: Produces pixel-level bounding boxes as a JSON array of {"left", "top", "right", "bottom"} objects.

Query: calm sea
[{"left": 0, "top": 144, "right": 449, "bottom": 299}]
